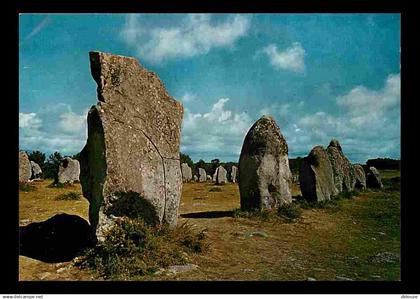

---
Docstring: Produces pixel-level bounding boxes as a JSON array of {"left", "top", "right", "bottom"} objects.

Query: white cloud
[
  {"left": 259, "top": 73, "right": 400, "bottom": 163},
  {"left": 262, "top": 42, "right": 306, "bottom": 73},
  {"left": 181, "top": 98, "right": 253, "bottom": 160},
  {"left": 20, "top": 16, "right": 52, "bottom": 46},
  {"left": 121, "top": 14, "right": 251, "bottom": 64},
  {"left": 180, "top": 92, "right": 197, "bottom": 103},
  {"left": 19, "top": 112, "right": 42, "bottom": 130},
  {"left": 19, "top": 104, "right": 88, "bottom": 155},
  {"left": 58, "top": 111, "right": 87, "bottom": 135}
]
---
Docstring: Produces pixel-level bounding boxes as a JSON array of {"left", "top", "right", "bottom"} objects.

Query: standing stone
[
  {"left": 30, "top": 161, "right": 42, "bottom": 180},
  {"left": 353, "top": 164, "right": 367, "bottom": 190},
  {"left": 326, "top": 139, "right": 356, "bottom": 193},
  {"left": 206, "top": 175, "right": 212, "bottom": 181},
  {"left": 215, "top": 165, "right": 228, "bottom": 185},
  {"left": 212, "top": 171, "right": 217, "bottom": 182},
  {"left": 194, "top": 175, "right": 198, "bottom": 182},
  {"left": 19, "top": 151, "right": 31, "bottom": 183},
  {"left": 239, "top": 115, "right": 292, "bottom": 211},
  {"left": 79, "top": 52, "right": 184, "bottom": 240},
  {"left": 198, "top": 168, "right": 207, "bottom": 182},
  {"left": 299, "top": 146, "right": 338, "bottom": 202},
  {"left": 181, "top": 163, "right": 192, "bottom": 182},
  {"left": 366, "top": 166, "right": 383, "bottom": 189},
  {"left": 230, "top": 165, "right": 238, "bottom": 183},
  {"left": 58, "top": 157, "right": 80, "bottom": 184}
]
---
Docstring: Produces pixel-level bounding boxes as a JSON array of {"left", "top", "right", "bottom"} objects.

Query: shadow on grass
[
  {"left": 19, "top": 213, "right": 97, "bottom": 263},
  {"left": 181, "top": 210, "right": 234, "bottom": 219}
]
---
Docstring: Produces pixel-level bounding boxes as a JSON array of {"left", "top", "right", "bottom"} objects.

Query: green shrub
[
  {"left": 208, "top": 187, "right": 222, "bottom": 192},
  {"left": 55, "top": 191, "right": 81, "bottom": 201},
  {"left": 76, "top": 218, "right": 209, "bottom": 280},
  {"left": 47, "top": 182, "right": 73, "bottom": 188},
  {"left": 105, "top": 191, "right": 159, "bottom": 226},
  {"left": 232, "top": 208, "right": 275, "bottom": 221},
  {"left": 277, "top": 203, "right": 302, "bottom": 222},
  {"left": 19, "top": 182, "right": 36, "bottom": 192},
  {"left": 383, "top": 177, "right": 400, "bottom": 192}
]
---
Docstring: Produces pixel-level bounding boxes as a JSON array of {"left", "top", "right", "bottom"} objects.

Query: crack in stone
[{"left": 104, "top": 106, "right": 181, "bottom": 223}]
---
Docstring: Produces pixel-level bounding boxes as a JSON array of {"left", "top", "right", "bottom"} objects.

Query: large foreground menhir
[{"left": 79, "top": 52, "right": 184, "bottom": 241}]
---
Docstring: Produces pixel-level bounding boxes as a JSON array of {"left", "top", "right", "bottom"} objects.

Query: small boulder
[
  {"left": 299, "top": 146, "right": 338, "bottom": 202},
  {"left": 30, "top": 161, "right": 42, "bottom": 180},
  {"left": 58, "top": 157, "right": 80, "bottom": 184},
  {"left": 215, "top": 165, "right": 228, "bottom": 185},
  {"left": 198, "top": 168, "right": 207, "bottom": 182},
  {"left": 19, "top": 151, "right": 31, "bottom": 183},
  {"left": 181, "top": 163, "right": 193, "bottom": 182},
  {"left": 230, "top": 165, "right": 238, "bottom": 183},
  {"left": 326, "top": 139, "right": 356, "bottom": 193},
  {"left": 353, "top": 164, "right": 367, "bottom": 190},
  {"left": 366, "top": 166, "right": 383, "bottom": 189}
]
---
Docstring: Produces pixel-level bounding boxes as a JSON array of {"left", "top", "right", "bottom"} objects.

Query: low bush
[
  {"left": 232, "top": 208, "right": 275, "bottom": 221},
  {"left": 277, "top": 203, "right": 302, "bottom": 222},
  {"left": 55, "top": 191, "right": 81, "bottom": 201},
  {"left": 47, "top": 182, "right": 73, "bottom": 189},
  {"left": 19, "top": 182, "right": 36, "bottom": 192},
  {"left": 76, "top": 218, "right": 209, "bottom": 280}
]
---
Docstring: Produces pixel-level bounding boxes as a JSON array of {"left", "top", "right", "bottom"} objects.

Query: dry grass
[{"left": 19, "top": 177, "right": 400, "bottom": 281}]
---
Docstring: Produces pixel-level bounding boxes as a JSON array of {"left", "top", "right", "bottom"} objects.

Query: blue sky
[{"left": 19, "top": 13, "right": 400, "bottom": 163}]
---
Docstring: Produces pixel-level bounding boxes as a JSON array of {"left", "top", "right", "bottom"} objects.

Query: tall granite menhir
[
  {"left": 80, "top": 52, "right": 184, "bottom": 240},
  {"left": 239, "top": 115, "right": 292, "bottom": 211}
]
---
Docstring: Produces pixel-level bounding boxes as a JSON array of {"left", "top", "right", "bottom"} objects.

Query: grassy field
[{"left": 19, "top": 169, "right": 400, "bottom": 281}]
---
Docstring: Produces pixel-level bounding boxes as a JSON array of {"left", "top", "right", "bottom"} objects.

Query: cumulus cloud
[
  {"left": 262, "top": 42, "right": 306, "bottom": 73},
  {"left": 19, "top": 112, "right": 42, "bottom": 130},
  {"left": 19, "top": 103, "right": 88, "bottom": 155},
  {"left": 259, "top": 73, "right": 400, "bottom": 163},
  {"left": 180, "top": 92, "right": 197, "bottom": 103},
  {"left": 121, "top": 14, "right": 251, "bottom": 64},
  {"left": 181, "top": 98, "right": 253, "bottom": 161}
]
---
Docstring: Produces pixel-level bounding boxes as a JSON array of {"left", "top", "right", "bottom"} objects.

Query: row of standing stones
[
  {"left": 18, "top": 151, "right": 81, "bottom": 184},
  {"left": 19, "top": 52, "right": 384, "bottom": 243},
  {"left": 180, "top": 164, "right": 236, "bottom": 184}
]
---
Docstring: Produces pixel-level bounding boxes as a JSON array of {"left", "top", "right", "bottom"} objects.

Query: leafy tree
[
  {"left": 28, "top": 150, "right": 46, "bottom": 169},
  {"left": 72, "top": 152, "right": 81, "bottom": 161},
  {"left": 43, "top": 151, "right": 63, "bottom": 181}
]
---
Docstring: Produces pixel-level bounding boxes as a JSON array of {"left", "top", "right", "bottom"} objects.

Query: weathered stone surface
[
  {"left": 215, "top": 165, "right": 228, "bottom": 185},
  {"left": 58, "top": 157, "right": 80, "bottom": 184},
  {"left": 193, "top": 175, "right": 198, "bottom": 182},
  {"left": 230, "top": 165, "right": 238, "bottom": 183},
  {"left": 206, "top": 175, "right": 212, "bottom": 181},
  {"left": 212, "top": 171, "right": 217, "bottom": 182},
  {"left": 353, "top": 164, "right": 367, "bottom": 190},
  {"left": 366, "top": 166, "right": 383, "bottom": 189},
  {"left": 198, "top": 168, "right": 207, "bottom": 182},
  {"left": 239, "top": 115, "right": 292, "bottom": 211},
  {"left": 299, "top": 146, "right": 338, "bottom": 202},
  {"left": 181, "top": 163, "right": 192, "bottom": 182},
  {"left": 19, "top": 151, "right": 31, "bottom": 182},
  {"left": 326, "top": 139, "right": 356, "bottom": 193},
  {"left": 79, "top": 52, "right": 184, "bottom": 240},
  {"left": 30, "top": 161, "right": 42, "bottom": 180}
]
